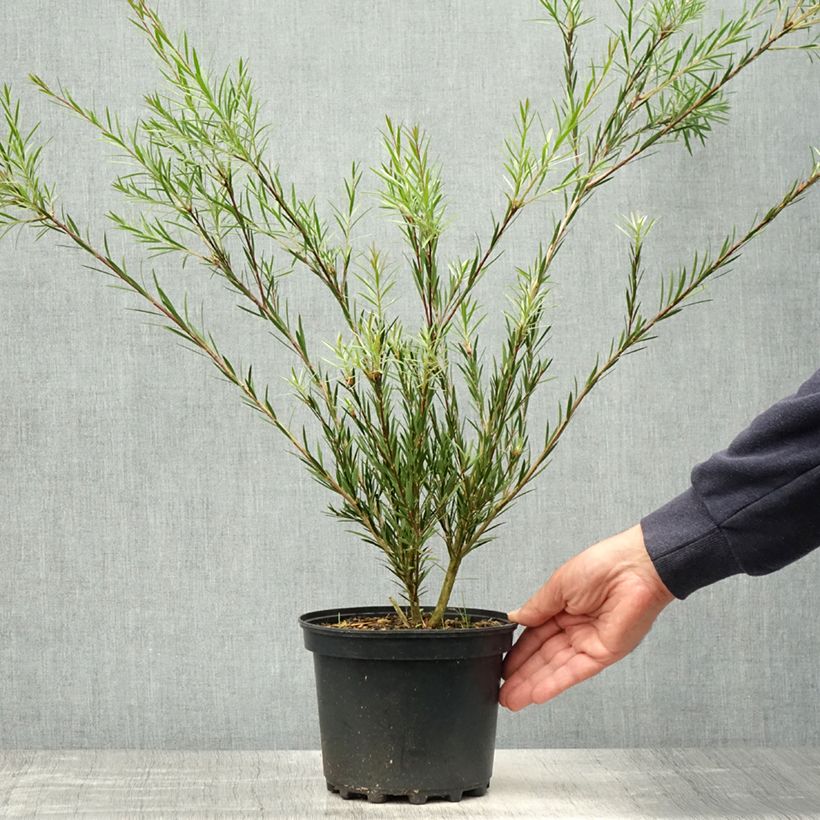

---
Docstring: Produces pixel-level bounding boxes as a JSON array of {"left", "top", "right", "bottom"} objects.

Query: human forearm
[{"left": 642, "top": 370, "right": 820, "bottom": 599}]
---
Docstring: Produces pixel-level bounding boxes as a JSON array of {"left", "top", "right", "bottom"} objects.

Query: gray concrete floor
[{"left": 1, "top": 748, "right": 819, "bottom": 817}]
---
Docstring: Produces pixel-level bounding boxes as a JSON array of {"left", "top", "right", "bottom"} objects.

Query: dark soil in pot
[{"left": 300, "top": 606, "right": 516, "bottom": 804}]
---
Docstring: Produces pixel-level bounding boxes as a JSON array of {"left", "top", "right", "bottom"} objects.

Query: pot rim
[
  {"left": 300, "top": 606, "right": 517, "bottom": 660},
  {"left": 299, "top": 605, "right": 516, "bottom": 638}
]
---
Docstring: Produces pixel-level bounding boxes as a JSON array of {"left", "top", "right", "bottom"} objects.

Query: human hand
[{"left": 499, "top": 524, "right": 674, "bottom": 711}]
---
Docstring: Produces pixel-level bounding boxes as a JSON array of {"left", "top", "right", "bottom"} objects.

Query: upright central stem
[
  {"left": 408, "top": 584, "right": 423, "bottom": 626},
  {"left": 427, "top": 554, "right": 462, "bottom": 628}
]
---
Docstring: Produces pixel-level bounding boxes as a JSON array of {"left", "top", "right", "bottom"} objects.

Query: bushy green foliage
[{"left": 1, "top": 1, "right": 818, "bottom": 626}]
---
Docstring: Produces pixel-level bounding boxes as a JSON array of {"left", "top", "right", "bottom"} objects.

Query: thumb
[{"left": 508, "top": 569, "right": 565, "bottom": 627}]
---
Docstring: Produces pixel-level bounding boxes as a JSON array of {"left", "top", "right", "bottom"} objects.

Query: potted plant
[{"left": 1, "top": 0, "right": 818, "bottom": 805}]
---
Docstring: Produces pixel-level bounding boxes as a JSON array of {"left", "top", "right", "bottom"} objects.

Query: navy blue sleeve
[{"left": 641, "top": 369, "right": 820, "bottom": 599}]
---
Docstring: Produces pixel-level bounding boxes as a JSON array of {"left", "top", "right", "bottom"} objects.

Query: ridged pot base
[{"left": 326, "top": 778, "right": 489, "bottom": 804}]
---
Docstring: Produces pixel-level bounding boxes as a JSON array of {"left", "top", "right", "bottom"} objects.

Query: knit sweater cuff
[{"left": 641, "top": 487, "right": 743, "bottom": 599}]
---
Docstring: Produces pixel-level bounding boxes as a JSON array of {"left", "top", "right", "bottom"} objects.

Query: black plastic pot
[{"left": 299, "top": 606, "right": 516, "bottom": 804}]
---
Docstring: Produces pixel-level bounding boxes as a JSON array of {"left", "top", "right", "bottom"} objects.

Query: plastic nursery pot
[{"left": 299, "top": 606, "right": 516, "bottom": 805}]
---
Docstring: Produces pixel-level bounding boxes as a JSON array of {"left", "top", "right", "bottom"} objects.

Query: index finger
[{"left": 508, "top": 569, "right": 565, "bottom": 627}]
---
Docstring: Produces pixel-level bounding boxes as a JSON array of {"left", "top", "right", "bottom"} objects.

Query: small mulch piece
[{"left": 325, "top": 614, "right": 504, "bottom": 631}]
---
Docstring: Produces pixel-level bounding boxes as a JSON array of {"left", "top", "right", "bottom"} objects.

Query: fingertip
[
  {"left": 508, "top": 611, "right": 542, "bottom": 628},
  {"left": 499, "top": 681, "right": 528, "bottom": 712},
  {"left": 509, "top": 606, "right": 542, "bottom": 626},
  {"left": 505, "top": 695, "right": 527, "bottom": 713}
]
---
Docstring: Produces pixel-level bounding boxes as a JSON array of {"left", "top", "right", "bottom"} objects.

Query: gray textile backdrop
[{"left": 1, "top": 0, "right": 818, "bottom": 750}]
